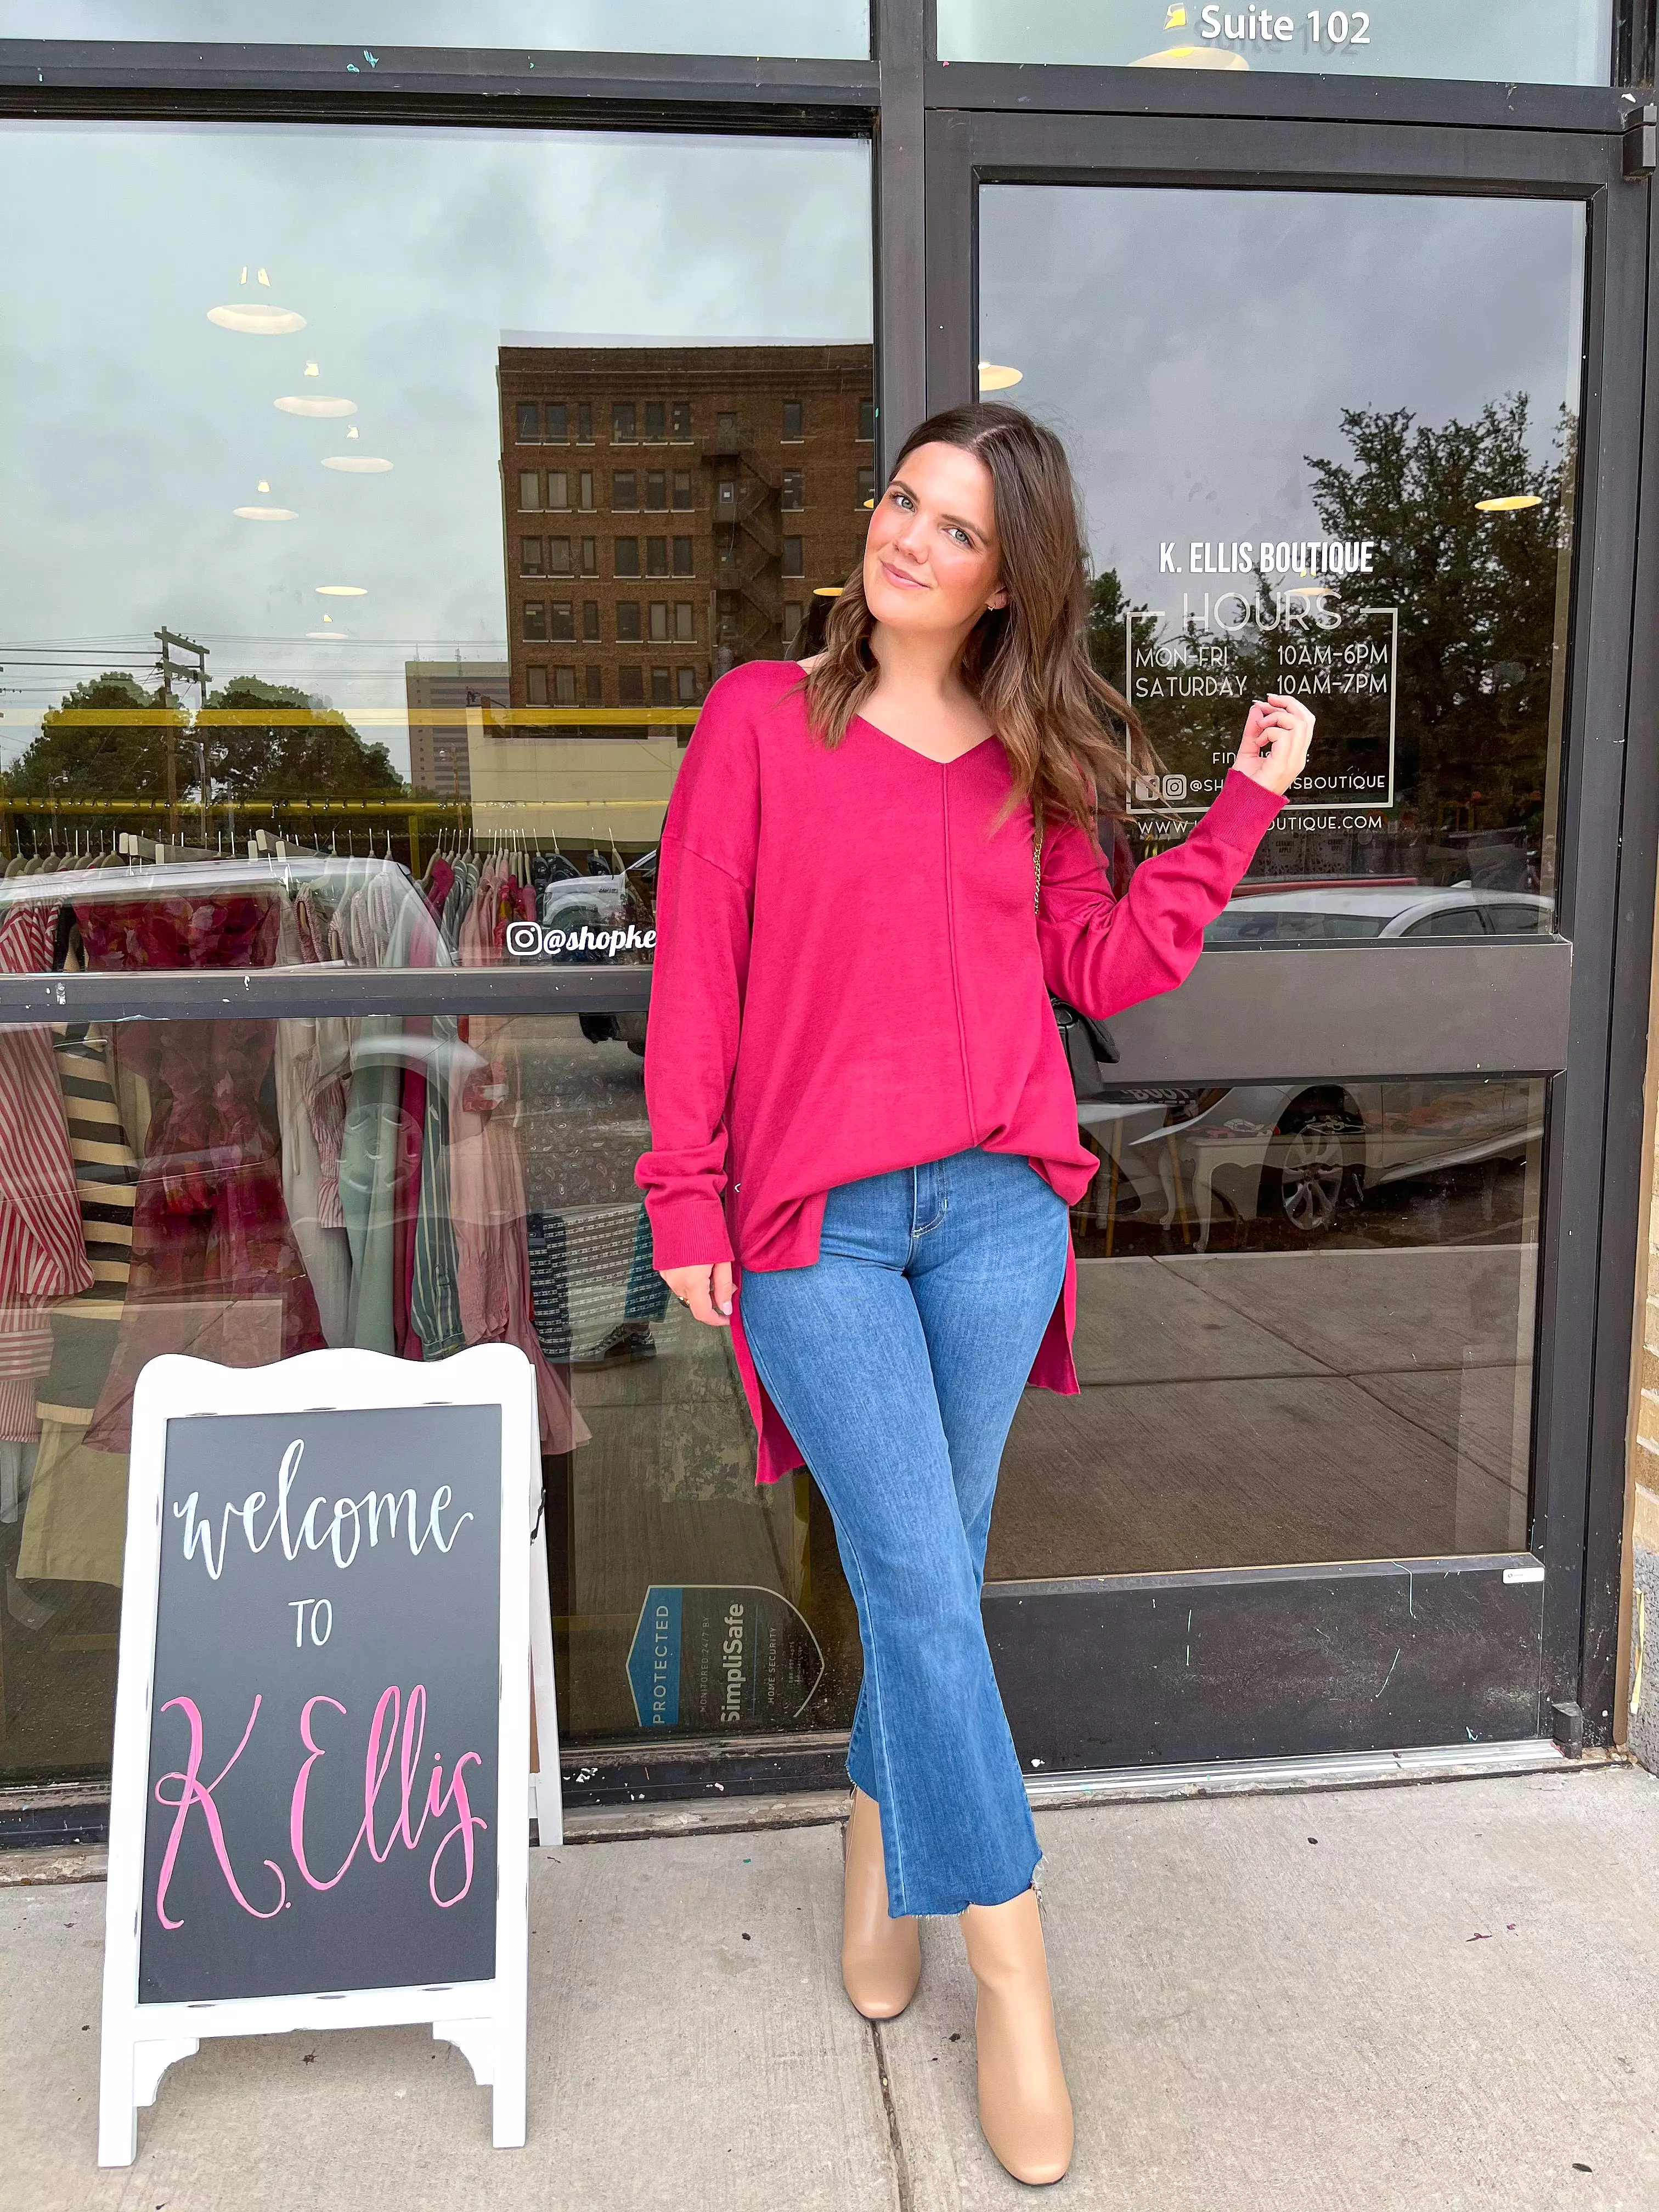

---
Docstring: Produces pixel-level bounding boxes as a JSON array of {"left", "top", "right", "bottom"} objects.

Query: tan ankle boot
[
  {"left": 840, "top": 1786, "right": 922, "bottom": 2020},
  {"left": 961, "top": 1886, "right": 1074, "bottom": 2185}
]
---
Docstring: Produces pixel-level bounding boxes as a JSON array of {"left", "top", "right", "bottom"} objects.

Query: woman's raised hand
[
  {"left": 1232, "top": 692, "right": 1315, "bottom": 798},
  {"left": 662, "top": 1260, "right": 735, "bottom": 1328}
]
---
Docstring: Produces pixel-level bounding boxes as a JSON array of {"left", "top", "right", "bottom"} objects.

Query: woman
[{"left": 636, "top": 403, "right": 1312, "bottom": 2185}]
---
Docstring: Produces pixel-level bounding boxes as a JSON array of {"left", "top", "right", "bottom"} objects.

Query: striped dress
[
  {"left": 14, "top": 1024, "right": 138, "bottom": 1585},
  {"left": 0, "top": 904, "right": 94, "bottom": 1440},
  {"left": 34, "top": 1025, "right": 137, "bottom": 1431}
]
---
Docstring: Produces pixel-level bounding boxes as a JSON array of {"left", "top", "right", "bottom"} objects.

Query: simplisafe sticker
[{"left": 625, "top": 1584, "right": 825, "bottom": 1729}]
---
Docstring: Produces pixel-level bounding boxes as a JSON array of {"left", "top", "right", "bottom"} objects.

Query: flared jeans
[{"left": 739, "top": 1145, "right": 1071, "bottom": 1917}]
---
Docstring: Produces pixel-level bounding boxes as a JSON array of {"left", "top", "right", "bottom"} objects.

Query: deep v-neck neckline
[{"left": 850, "top": 711, "right": 999, "bottom": 769}]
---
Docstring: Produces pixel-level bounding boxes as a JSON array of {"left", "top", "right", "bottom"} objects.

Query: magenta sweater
[{"left": 635, "top": 660, "right": 1284, "bottom": 1484}]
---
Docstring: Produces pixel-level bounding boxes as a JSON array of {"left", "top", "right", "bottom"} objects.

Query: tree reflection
[
  {"left": 202, "top": 678, "right": 404, "bottom": 804},
  {"left": 1307, "top": 395, "right": 1570, "bottom": 858},
  {"left": 8, "top": 675, "right": 180, "bottom": 804},
  {"left": 5, "top": 675, "right": 408, "bottom": 843}
]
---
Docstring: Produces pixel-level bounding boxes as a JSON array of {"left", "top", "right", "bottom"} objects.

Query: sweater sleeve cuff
[
  {"left": 645, "top": 1190, "right": 735, "bottom": 1273},
  {"left": 1205, "top": 768, "right": 1287, "bottom": 852}
]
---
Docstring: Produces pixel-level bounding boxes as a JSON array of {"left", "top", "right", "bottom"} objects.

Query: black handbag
[
  {"left": 1050, "top": 994, "right": 1119, "bottom": 1099},
  {"left": 1035, "top": 816, "right": 1119, "bottom": 1101}
]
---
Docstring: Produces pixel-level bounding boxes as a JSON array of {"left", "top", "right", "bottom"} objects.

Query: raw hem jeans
[{"left": 738, "top": 1145, "right": 1070, "bottom": 1918}]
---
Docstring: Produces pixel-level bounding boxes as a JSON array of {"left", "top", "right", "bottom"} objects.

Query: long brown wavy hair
[{"left": 801, "top": 402, "right": 1154, "bottom": 836}]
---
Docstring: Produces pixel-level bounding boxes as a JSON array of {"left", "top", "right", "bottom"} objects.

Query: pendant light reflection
[
  {"left": 322, "top": 456, "right": 394, "bottom": 473},
  {"left": 977, "top": 362, "right": 1023, "bottom": 393},
  {"left": 1130, "top": 44, "right": 1249, "bottom": 67},
  {"left": 315, "top": 584, "right": 368, "bottom": 596},
  {"left": 210, "top": 264, "right": 301, "bottom": 332},
  {"left": 812, "top": 585, "right": 843, "bottom": 597},
  {"left": 234, "top": 506, "right": 297, "bottom": 521},
  {"left": 1475, "top": 494, "right": 1544, "bottom": 512},
  {"left": 209, "top": 302, "right": 306, "bottom": 334},
  {"left": 276, "top": 396, "right": 358, "bottom": 418}
]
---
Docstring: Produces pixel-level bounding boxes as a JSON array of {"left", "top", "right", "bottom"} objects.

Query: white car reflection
[
  {"left": 1080, "top": 1076, "right": 1543, "bottom": 1244},
  {"left": 1203, "top": 883, "right": 1551, "bottom": 944},
  {"left": 541, "top": 873, "right": 630, "bottom": 934},
  {"left": 1079, "top": 884, "right": 1551, "bottom": 1243}
]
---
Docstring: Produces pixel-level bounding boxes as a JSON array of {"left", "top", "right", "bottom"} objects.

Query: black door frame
[
  {"left": 924, "top": 97, "right": 1656, "bottom": 1762},
  {"left": 0, "top": 9, "right": 1653, "bottom": 1825}
]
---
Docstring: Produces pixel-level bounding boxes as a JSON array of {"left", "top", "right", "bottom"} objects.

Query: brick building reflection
[{"left": 496, "top": 342, "right": 874, "bottom": 725}]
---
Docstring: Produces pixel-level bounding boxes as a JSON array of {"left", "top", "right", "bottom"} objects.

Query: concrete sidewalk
[{"left": 5, "top": 1764, "right": 1658, "bottom": 2212}]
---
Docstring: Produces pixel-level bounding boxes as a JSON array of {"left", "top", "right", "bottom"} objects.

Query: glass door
[{"left": 927, "top": 107, "right": 1645, "bottom": 1767}]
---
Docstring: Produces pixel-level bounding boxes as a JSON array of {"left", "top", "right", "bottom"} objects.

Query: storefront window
[
  {"left": 0, "top": 1004, "right": 861, "bottom": 1781},
  {"left": 0, "top": 123, "right": 873, "bottom": 973},
  {"left": 938, "top": 0, "right": 1615, "bottom": 82},
  {"left": 981, "top": 185, "right": 1584, "bottom": 921},
  {"left": 0, "top": 3, "right": 870, "bottom": 60},
  {"left": 0, "top": 987, "right": 1547, "bottom": 1776}
]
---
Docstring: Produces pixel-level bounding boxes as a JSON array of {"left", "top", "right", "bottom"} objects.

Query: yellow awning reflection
[{"left": 8, "top": 707, "right": 700, "bottom": 728}]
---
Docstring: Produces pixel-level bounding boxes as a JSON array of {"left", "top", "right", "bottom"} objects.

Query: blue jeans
[{"left": 739, "top": 1146, "right": 1070, "bottom": 1917}]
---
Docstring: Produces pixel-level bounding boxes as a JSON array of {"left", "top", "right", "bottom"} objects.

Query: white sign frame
[
  {"left": 528, "top": 1502, "right": 562, "bottom": 1848},
  {"left": 99, "top": 1344, "right": 538, "bottom": 2165}
]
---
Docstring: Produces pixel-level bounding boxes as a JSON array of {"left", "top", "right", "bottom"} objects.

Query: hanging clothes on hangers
[
  {"left": 290, "top": 874, "right": 352, "bottom": 1233},
  {"left": 410, "top": 1009, "right": 465, "bottom": 1363},
  {"left": 334, "top": 865, "right": 448, "bottom": 1355},
  {"left": 421, "top": 848, "right": 455, "bottom": 927},
  {"left": 450, "top": 855, "right": 588, "bottom": 1454},
  {"left": 72, "top": 892, "right": 325, "bottom": 1453},
  {"left": 272, "top": 898, "right": 352, "bottom": 1347},
  {"left": 389, "top": 879, "right": 452, "bottom": 1358},
  {"left": 439, "top": 851, "right": 480, "bottom": 959},
  {"left": 408, "top": 837, "right": 472, "bottom": 1363},
  {"left": 334, "top": 865, "right": 409, "bottom": 1354}
]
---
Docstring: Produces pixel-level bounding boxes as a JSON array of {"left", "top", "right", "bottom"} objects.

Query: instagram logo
[{"left": 505, "top": 922, "right": 657, "bottom": 960}]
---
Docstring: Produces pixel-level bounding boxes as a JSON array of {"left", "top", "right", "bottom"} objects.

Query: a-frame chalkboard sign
[{"left": 99, "top": 1345, "right": 538, "bottom": 2165}]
